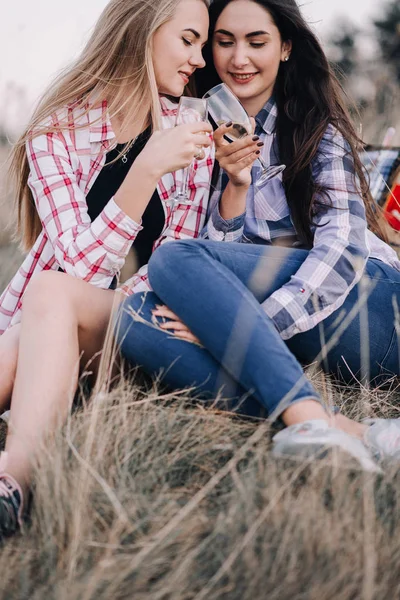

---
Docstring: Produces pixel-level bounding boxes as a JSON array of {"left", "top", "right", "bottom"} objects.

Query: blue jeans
[{"left": 116, "top": 241, "right": 400, "bottom": 418}]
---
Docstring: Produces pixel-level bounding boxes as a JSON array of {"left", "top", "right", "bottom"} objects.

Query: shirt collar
[
  {"left": 89, "top": 100, "right": 115, "bottom": 144},
  {"left": 254, "top": 96, "right": 277, "bottom": 136}
]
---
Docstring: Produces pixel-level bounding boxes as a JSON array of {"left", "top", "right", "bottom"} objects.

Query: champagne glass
[
  {"left": 172, "top": 96, "right": 208, "bottom": 205},
  {"left": 203, "top": 83, "right": 286, "bottom": 187}
]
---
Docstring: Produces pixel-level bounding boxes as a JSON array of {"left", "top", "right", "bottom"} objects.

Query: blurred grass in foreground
[{"left": 0, "top": 375, "right": 399, "bottom": 599}]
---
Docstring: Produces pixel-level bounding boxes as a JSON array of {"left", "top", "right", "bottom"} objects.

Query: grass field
[
  {"left": 1, "top": 142, "right": 400, "bottom": 599},
  {"left": 0, "top": 376, "right": 399, "bottom": 599}
]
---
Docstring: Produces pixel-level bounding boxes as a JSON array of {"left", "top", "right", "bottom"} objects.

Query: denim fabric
[
  {"left": 117, "top": 240, "right": 320, "bottom": 421},
  {"left": 204, "top": 96, "right": 400, "bottom": 340},
  {"left": 117, "top": 241, "right": 400, "bottom": 418}
]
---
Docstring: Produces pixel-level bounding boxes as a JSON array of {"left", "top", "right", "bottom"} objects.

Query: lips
[
  {"left": 229, "top": 72, "right": 258, "bottom": 84},
  {"left": 178, "top": 71, "right": 192, "bottom": 84}
]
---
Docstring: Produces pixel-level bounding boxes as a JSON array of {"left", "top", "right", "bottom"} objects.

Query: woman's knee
[
  {"left": 0, "top": 324, "right": 20, "bottom": 372},
  {"left": 22, "top": 270, "right": 75, "bottom": 318},
  {"left": 148, "top": 240, "right": 207, "bottom": 285}
]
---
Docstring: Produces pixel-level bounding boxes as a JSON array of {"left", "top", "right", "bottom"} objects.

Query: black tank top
[{"left": 86, "top": 126, "right": 165, "bottom": 269}]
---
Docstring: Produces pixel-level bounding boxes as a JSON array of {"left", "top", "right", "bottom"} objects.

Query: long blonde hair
[{"left": 10, "top": 0, "right": 208, "bottom": 250}]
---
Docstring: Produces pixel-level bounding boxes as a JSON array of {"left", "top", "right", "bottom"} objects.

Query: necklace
[{"left": 120, "top": 135, "right": 139, "bottom": 163}]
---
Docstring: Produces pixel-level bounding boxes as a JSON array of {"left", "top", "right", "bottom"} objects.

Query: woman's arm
[
  {"left": 27, "top": 122, "right": 212, "bottom": 287},
  {"left": 262, "top": 126, "right": 370, "bottom": 339},
  {"left": 118, "top": 137, "right": 215, "bottom": 297},
  {"left": 27, "top": 131, "right": 143, "bottom": 287},
  {"left": 204, "top": 123, "right": 260, "bottom": 242}
]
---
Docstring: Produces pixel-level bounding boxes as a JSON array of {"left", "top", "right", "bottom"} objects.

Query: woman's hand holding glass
[
  {"left": 203, "top": 84, "right": 285, "bottom": 187},
  {"left": 137, "top": 121, "right": 212, "bottom": 182},
  {"left": 213, "top": 119, "right": 262, "bottom": 188}
]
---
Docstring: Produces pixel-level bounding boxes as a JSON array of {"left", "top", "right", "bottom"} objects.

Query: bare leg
[
  {"left": 281, "top": 400, "right": 368, "bottom": 439},
  {"left": 4, "top": 271, "right": 123, "bottom": 492},
  {"left": 0, "top": 325, "right": 20, "bottom": 412}
]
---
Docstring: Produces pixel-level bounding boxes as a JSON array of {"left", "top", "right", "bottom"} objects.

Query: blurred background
[
  {"left": 0, "top": 0, "right": 399, "bottom": 253},
  {"left": 0, "top": 0, "right": 399, "bottom": 142}
]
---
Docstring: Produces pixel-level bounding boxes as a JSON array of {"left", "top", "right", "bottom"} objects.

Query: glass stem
[
  {"left": 257, "top": 155, "right": 269, "bottom": 173},
  {"left": 179, "top": 167, "right": 190, "bottom": 197}
]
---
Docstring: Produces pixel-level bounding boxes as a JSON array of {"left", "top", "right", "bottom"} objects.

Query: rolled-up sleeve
[
  {"left": 203, "top": 169, "right": 245, "bottom": 242},
  {"left": 262, "top": 126, "right": 369, "bottom": 339},
  {"left": 27, "top": 131, "right": 142, "bottom": 288}
]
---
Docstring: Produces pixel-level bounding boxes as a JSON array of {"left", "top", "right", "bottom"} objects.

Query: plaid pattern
[
  {"left": 0, "top": 97, "right": 214, "bottom": 334},
  {"left": 360, "top": 147, "right": 400, "bottom": 205},
  {"left": 204, "top": 97, "right": 400, "bottom": 340}
]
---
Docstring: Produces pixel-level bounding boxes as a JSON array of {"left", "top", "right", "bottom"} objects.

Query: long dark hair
[{"left": 196, "top": 0, "right": 383, "bottom": 247}]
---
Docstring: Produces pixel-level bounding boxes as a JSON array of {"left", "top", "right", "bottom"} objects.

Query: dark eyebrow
[
  {"left": 183, "top": 28, "right": 201, "bottom": 39},
  {"left": 215, "top": 29, "right": 271, "bottom": 38}
]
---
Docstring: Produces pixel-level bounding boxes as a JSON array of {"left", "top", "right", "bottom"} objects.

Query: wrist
[
  {"left": 229, "top": 179, "right": 251, "bottom": 190},
  {"left": 134, "top": 154, "right": 162, "bottom": 184},
  {"left": 219, "top": 181, "right": 248, "bottom": 220}
]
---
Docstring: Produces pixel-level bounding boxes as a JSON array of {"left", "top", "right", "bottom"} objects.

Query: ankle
[
  {"left": 282, "top": 398, "right": 331, "bottom": 428},
  {"left": 0, "top": 452, "right": 29, "bottom": 501}
]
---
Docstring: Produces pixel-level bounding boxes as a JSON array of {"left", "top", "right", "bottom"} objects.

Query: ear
[{"left": 281, "top": 40, "right": 292, "bottom": 62}]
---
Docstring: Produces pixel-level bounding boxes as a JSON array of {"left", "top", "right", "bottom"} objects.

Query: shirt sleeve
[
  {"left": 118, "top": 140, "right": 215, "bottom": 297},
  {"left": 203, "top": 166, "right": 245, "bottom": 242},
  {"left": 262, "top": 125, "right": 370, "bottom": 340},
  {"left": 26, "top": 130, "right": 143, "bottom": 288}
]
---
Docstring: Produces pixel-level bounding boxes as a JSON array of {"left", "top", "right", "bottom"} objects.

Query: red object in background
[{"left": 383, "top": 170, "right": 400, "bottom": 231}]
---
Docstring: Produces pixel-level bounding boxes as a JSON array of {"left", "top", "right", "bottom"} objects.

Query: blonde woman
[{"left": 0, "top": 0, "right": 213, "bottom": 538}]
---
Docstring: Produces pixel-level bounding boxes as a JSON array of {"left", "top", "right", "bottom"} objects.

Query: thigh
[
  {"left": 116, "top": 291, "right": 266, "bottom": 417},
  {"left": 180, "top": 240, "right": 309, "bottom": 303},
  {"left": 288, "top": 259, "right": 400, "bottom": 382},
  {"left": 26, "top": 270, "right": 122, "bottom": 360}
]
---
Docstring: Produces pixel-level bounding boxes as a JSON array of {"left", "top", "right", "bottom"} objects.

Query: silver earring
[{"left": 284, "top": 56, "right": 290, "bottom": 62}]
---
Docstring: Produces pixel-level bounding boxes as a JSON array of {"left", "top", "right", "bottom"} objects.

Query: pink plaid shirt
[{"left": 0, "top": 96, "right": 214, "bottom": 334}]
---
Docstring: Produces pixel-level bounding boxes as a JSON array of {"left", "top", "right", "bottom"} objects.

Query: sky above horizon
[{"left": 0, "top": 0, "right": 385, "bottom": 133}]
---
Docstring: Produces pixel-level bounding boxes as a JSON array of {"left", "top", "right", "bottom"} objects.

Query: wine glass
[
  {"left": 172, "top": 96, "right": 208, "bottom": 205},
  {"left": 203, "top": 83, "right": 286, "bottom": 187}
]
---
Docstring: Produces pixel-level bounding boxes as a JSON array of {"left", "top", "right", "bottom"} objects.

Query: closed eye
[
  {"left": 217, "top": 41, "right": 267, "bottom": 48},
  {"left": 182, "top": 37, "right": 193, "bottom": 46}
]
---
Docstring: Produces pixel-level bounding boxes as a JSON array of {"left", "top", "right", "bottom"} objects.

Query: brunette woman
[{"left": 119, "top": 0, "right": 400, "bottom": 471}]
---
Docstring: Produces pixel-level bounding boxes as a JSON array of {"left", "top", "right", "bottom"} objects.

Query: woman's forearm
[
  {"left": 114, "top": 159, "right": 161, "bottom": 223},
  {"left": 219, "top": 181, "right": 248, "bottom": 220}
]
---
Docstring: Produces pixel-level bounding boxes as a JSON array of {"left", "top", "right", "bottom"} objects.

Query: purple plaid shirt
[{"left": 204, "top": 97, "right": 400, "bottom": 339}]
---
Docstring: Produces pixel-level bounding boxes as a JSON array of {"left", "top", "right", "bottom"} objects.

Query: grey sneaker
[
  {"left": 273, "top": 419, "right": 382, "bottom": 474},
  {"left": 363, "top": 419, "right": 400, "bottom": 461}
]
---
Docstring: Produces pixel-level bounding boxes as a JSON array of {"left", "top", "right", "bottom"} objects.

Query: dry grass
[
  {"left": 0, "top": 377, "right": 399, "bottom": 599},
  {"left": 1, "top": 132, "right": 400, "bottom": 598}
]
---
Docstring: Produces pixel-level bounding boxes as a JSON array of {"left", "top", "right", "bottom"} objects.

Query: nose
[
  {"left": 189, "top": 46, "right": 206, "bottom": 69},
  {"left": 230, "top": 43, "right": 250, "bottom": 69}
]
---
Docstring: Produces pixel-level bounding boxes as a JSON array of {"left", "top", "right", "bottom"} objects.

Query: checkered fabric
[
  {"left": 203, "top": 97, "right": 400, "bottom": 340},
  {"left": 0, "top": 96, "right": 214, "bottom": 334},
  {"left": 360, "top": 146, "right": 400, "bottom": 205}
]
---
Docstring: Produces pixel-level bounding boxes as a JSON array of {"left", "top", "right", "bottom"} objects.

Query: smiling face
[
  {"left": 212, "top": 0, "right": 291, "bottom": 115},
  {"left": 152, "top": 0, "right": 209, "bottom": 97}
]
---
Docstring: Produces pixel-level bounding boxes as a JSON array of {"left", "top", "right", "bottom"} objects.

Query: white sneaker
[
  {"left": 273, "top": 419, "right": 382, "bottom": 474},
  {"left": 363, "top": 419, "right": 400, "bottom": 461}
]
